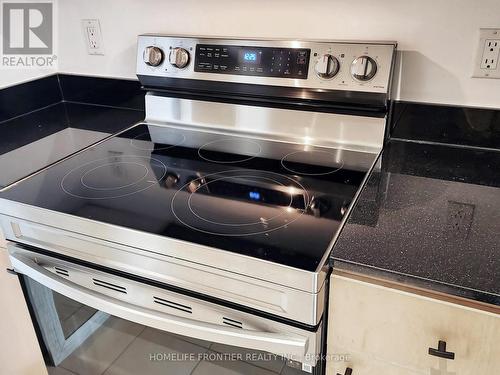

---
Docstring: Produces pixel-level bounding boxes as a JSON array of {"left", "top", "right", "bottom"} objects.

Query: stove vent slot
[
  {"left": 92, "top": 278, "right": 127, "bottom": 294},
  {"left": 153, "top": 296, "right": 192, "bottom": 314},
  {"left": 222, "top": 317, "right": 243, "bottom": 329},
  {"left": 54, "top": 267, "right": 69, "bottom": 277}
]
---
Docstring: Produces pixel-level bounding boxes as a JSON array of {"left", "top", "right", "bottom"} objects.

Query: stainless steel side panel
[
  {"left": 0, "top": 202, "right": 325, "bottom": 326},
  {"left": 9, "top": 245, "right": 321, "bottom": 369}
]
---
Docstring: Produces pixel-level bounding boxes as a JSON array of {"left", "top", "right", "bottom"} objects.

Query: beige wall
[
  {"left": 58, "top": 0, "right": 500, "bottom": 108},
  {"left": 1, "top": 0, "right": 500, "bottom": 107}
]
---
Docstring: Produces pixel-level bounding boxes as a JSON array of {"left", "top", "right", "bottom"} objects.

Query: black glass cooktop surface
[{"left": 0, "top": 124, "right": 377, "bottom": 271}]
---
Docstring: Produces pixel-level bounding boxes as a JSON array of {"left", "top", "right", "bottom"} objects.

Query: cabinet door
[
  {"left": 483, "top": 320, "right": 500, "bottom": 374},
  {"left": 327, "top": 274, "right": 500, "bottom": 375},
  {"left": 0, "top": 247, "right": 47, "bottom": 375}
]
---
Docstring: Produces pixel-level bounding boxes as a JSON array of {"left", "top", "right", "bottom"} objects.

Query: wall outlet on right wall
[{"left": 472, "top": 28, "right": 500, "bottom": 79}]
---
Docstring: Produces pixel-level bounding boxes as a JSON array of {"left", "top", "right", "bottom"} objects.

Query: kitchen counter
[
  {"left": 0, "top": 102, "right": 144, "bottom": 189},
  {"left": 2, "top": 76, "right": 498, "bottom": 307},
  {"left": 331, "top": 139, "right": 500, "bottom": 306},
  {"left": 0, "top": 74, "right": 145, "bottom": 190}
]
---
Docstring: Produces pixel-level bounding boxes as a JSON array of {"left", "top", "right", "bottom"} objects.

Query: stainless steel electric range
[{"left": 0, "top": 35, "right": 396, "bottom": 374}]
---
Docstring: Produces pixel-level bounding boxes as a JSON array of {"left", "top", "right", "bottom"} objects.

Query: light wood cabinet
[
  {"left": 327, "top": 273, "right": 500, "bottom": 375},
  {"left": 0, "top": 229, "right": 47, "bottom": 375}
]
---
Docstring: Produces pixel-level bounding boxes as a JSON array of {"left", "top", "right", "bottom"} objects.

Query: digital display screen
[
  {"left": 240, "top": 50, "right": 260, "bottom": 64},
  {"left": 244, "top": 52, "right": 257, "bottom": 61},
  {"left": 195, "top": 44, "right": 310, "bottom": 79},
  {"left": 249, "top": 191, "right": 261, "bottom": 200}
]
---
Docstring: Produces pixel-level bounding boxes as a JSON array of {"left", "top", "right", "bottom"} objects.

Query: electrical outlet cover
[
  {"left": 472, "top": 28, "right": 500, "bottom": 79},
  {"left": 82, "top": 19, "right": 104, "bottom": 55}
]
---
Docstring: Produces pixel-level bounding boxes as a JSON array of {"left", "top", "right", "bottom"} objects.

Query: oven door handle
[{"left": 10, "top": 252, "right": 309, "bottom": 358}]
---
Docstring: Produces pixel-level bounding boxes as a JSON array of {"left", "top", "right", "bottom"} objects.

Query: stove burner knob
[
  {"left": 143, "top": 46, "right": 164, "bottom": 67},
  {"left": 169, "top": 47, "right": 190, "bottom": 69},
  {"left": 310, "top": 197, "right": 330, "bottom": 218},
  {"left": 164, "top": 173, "right": 179, "bottom": 189},
  {"left": 351, "top": 56, "right": 377, "bottom": 81},
  {"left": 315, "top": 54, "right": 340, "bottom": 79},
  {"left": 187, "top": 177, "right": 204, "bottom": 194},
  {"left": 340, "top": 203, "right": 349, "bottom": 216}
]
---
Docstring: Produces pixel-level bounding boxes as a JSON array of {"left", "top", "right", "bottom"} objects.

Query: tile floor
[{"left": 47, "top": 316, "right": 306, "bottom": 375}]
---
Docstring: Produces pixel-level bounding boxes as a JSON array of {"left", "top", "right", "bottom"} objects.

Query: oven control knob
[
  {"left": 351, "top": 56, "right": 377, "bottom": 81},
  {"left": 164, "top": 173, "right": 180, "bottom": 189},
  {"left": 187, "top": 177, "right": 205, "bottom": 194},
  {"left": 310, "top": 197, "right": 330, "bottom": 218},
  {"left": 315, "top": 54, "right": 340, "bottom": 79},
  {"left": 143, "top": 46, "right": 164, "bottom": 67},
  {"left": 169, "top": 47, "right": 190, "bottom": 69}
]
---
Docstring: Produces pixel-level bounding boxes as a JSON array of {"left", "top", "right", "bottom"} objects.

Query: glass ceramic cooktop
[{"left": 0, "top": 124, "right": 378, "bottom": 271}]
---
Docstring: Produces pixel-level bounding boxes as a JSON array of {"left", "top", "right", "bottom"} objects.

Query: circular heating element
[
  {"left": 130, "top": 130, "right": 186, "bottom": 151},
  {"left": 80, "top": 162, "right": 149, "bottom": 190},
  {"left": 171, "top": 170, "right": 309, "bottom": 236},
  {"left": 198, "top": 138, "right": 262, "bottom": 164},
  {"left": 281, "top": 150, "right": 344, "bottom": 176},
  {"left": 61, "top": 155, "right": 167, "bottom": 199}
]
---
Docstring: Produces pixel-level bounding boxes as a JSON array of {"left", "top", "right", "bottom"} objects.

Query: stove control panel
[
  {"left": 137, "top": 35, "right": 396, "bottom": 94},
  {"left": 194, "top": 44, "right": 310, "bottom": 79}
]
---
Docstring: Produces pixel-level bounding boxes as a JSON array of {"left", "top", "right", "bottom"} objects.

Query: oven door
[{"left": 9, "top": 243, "right": 323, "bottom": 375}]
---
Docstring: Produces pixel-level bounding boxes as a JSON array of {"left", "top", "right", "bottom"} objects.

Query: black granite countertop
[
  {"left": 331, "top": 140, "right": 500, "bottom": 306},
  {"left": 0, "top": 74, "right": 145, "bottom": 189},
  {"left": 0, "top": 102, "right": 144, "bottom": 189}
]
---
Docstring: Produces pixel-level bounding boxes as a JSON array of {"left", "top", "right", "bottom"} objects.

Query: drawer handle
[
  {"left": 337, "top": 368, "right": 352, "bottom": 375},
  {"left": 6, "top": 268, "right": 18, "bottom": 276},
  {"left": 428, "top": 340, "right": 455, "bottom": 360}
]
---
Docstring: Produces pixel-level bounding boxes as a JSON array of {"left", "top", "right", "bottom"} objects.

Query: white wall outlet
[
  {"left": 82, "top": 19, "right": 104, "bottom": 55},
  {"left": 472, "top": 28, "right": 500, "bottom": 79}
]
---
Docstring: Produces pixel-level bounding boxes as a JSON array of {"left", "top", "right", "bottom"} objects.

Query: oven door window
[
  {"left": 53, "top": 291, "right": 98, "bottom": 339},
  {"left": 22, "top": 275, "right": 316, "bottom": 375}
]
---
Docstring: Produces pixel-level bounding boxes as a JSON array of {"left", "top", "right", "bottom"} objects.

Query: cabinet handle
[
  {"left": 337, "top": 368, "right": 352, "bottom": 375},
  {"left": 428, "top": 340, "right": 455, "bottom": 360},
  {"left": 6, "top": 268, "right": 18, "bottom": 276}
]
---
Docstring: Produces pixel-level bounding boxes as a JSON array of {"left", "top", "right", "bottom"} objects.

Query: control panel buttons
[
  {"left": 351, "top": 56, "right": 377, "bottom": 81},
  {"left": 138, "top": 36, "right": 396, "bottom": 95},
  {"left": 315, "top": 54, "right": 340, "bottom": 79},
  {"left": 169, "top": 47, "right": 190, "bottom": 69},
  {"left": 194, "top": 44, "right": 310, "bottom": 79},
  {"left": 143, "top": 46, "right": 164, "bottom": 67}
]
